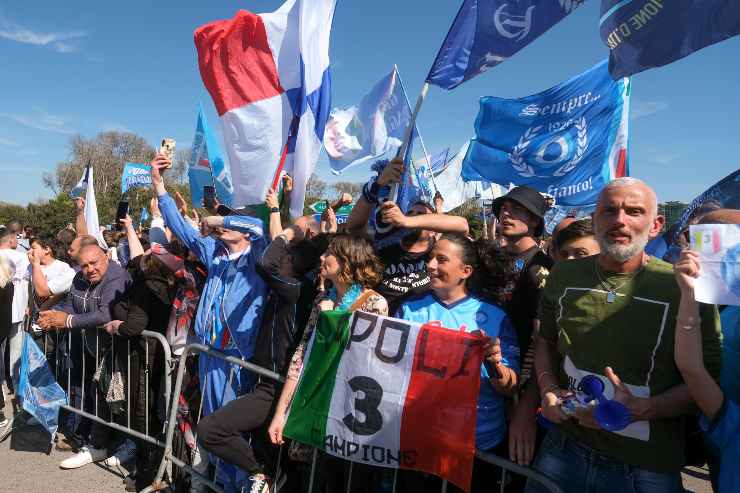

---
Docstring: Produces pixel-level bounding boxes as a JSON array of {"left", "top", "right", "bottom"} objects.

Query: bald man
[
  {"left": 528, "top": 178, "right": 723, "bottom": 493},
  {"left": 38, "top": 243, "right": 132, "bottom": 469}
]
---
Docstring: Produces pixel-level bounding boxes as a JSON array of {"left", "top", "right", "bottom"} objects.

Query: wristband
[
  {"left": 269, "top": 207, "right": 280, "bottom": 214},
  {"left": 66, "top": 314, "right": 73, "bottom": 329}
]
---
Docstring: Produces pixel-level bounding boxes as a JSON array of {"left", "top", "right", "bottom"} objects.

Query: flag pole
[{"left": 389, "top": 81, "right": 430, "bottom": 203}]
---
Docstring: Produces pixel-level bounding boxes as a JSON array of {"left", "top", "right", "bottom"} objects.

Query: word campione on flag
[
  {"left": 600, "top": 0, "right": 740, "bottom": 79},
  {"left": 462, "top": 60, "right": 630, "bottom": 211},
  {"left": 121, "top": 162, "right": 152, "bottom": 194},
  {"left": 195, "top": 0, "right": 336, "bottom": 219},
  {"left": 427, "top": 0, "right": 585, "bottom": 89},
  {"left": 283, "top": 311, "right": 485, "bottom": 492},
  {"left": 325, "top": 66, "right": 416, "bottom": 174},
  {"left": 188, "top": 105, "right": 234, "bottom": 208}
]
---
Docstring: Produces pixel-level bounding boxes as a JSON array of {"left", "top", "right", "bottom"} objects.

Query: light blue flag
[
  {"left": 427, "top": 0, "right": 585, "bottom": 89},
  {"left": 121, "top": 162, "right": 152, "bottom": 194},
  {"left": 189, "top": 104, "right": 234, "bottom": 208},
  {"left": 325, "top": 66, "right": 420, "bottom": 174},
  {"left": 17, "top": 332, "right": 67, "bottom": 437},
  {"left": 463, "top": 60, "right": 630, "bottom": 209}
]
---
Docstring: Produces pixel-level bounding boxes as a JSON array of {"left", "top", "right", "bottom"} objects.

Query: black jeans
[{"left": 198, "top": 381, "right": 279, "bottom": 475}]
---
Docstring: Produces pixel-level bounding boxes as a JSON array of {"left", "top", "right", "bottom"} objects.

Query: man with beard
[{"left": 529, "top": 178, "right": 722, "bottom": 493}]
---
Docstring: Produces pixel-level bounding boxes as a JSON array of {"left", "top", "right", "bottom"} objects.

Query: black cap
[{"left": 492, "top": 186, "right": 549, "bottom": 237}]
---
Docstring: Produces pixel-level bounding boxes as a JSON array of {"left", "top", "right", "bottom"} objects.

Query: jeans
[{"left": 524, "top": 428, "right": 683, "bottom": 493}]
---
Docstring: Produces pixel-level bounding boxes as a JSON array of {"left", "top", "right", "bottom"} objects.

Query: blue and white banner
[
  {"left": 17, "top": 332, "right": 67, "bottom": 437},
  {"left": 189, "top": 104, "right": 234, "bottom": 208},
  {"left": 423, "top": 147, "right": 450, "bottom": 175},
  {"left": 462, "top": 60, "right": 630, "bottom": 208},
  {"left": 433, "top": 141, "right": 505, "bottom": 213},
  {"left": 601, "top": 0, "right": 740, "bottom": 78},
  {"left": 427, "top": 0, "right": 585, "bottom": 89},
  {"left": 121, "top": 162, "right": 152, "bottom": 194},
  {"left": 325, "top": 67, "right": 419, "bottom": 174}
]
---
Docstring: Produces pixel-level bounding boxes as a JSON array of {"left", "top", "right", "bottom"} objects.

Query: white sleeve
[{"left": 46, "top": 263, "right": 76, "bottom": 295}]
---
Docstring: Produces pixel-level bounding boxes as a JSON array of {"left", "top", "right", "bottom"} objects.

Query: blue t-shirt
[
  {"left": 397, "top": 293, "right": 520, "bottom": 450},
  {"left": 701, "top": 399, "right": 740, "bottom": 493},
  {"left": 720, "top": 306, "right": 740, "bottom": 403}
]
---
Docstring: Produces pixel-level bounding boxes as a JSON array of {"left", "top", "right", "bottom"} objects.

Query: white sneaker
[
  {"left": 104, "top": 439, "right": 136, "bottom": 467},
  {"left": 59, "top": 446, "right": 108, "bottom": 469},
  {"left": 245, "top": 474, "right": 271, "bottom": 493}
]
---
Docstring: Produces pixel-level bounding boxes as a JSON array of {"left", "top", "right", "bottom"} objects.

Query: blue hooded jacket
[{"left": 157, "top": 192, "right": 268, "bottom": 360}]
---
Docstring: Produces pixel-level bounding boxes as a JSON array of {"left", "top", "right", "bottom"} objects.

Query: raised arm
[
  {"left": 265, "top": 187, "right": 284, "bottom": 240},
  {"left": 150, "top": 156, "right": 215, "bottom": 265},
  {"left": 121, "top": 215, "right": 144, "bottom": 259},
  {"left": 345, "top": 159, "right": 403, "bottom": 232},
  {"left": 380, "top": 201, "right": 469, "bottom": 235},
  {"left": 74, "top": 197, "right": 88, "bottom": 236}
]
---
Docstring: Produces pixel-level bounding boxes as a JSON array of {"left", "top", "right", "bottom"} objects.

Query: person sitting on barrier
[
  {"left": 37, "top": 242, "right": 133, "bottom": 469},
  {"left": 97, "top": 214, "right": 179, "bottom": 491},
  {"left": 198, "top": 216, "right": 324, "bottom": 493},
  {"left": 150, "top": 154, "right": 271, "bottom": 487},
  {"left": 397, "top": 233, "right": 520, "bottom": 493},
  {"left": 268, "top": 234, "right": 388, "bottom": 491},
  {"left": 529, "top": 178, "right": 723, "bottom": 493}
]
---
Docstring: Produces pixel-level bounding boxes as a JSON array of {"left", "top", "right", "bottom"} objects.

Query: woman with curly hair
[{"left": 265, "top": 234, "right": 387, "bottom": 492}]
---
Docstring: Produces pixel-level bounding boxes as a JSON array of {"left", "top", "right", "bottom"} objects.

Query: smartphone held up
[{"left": 159, "top": 138, "right": 176, "bottom": 168}]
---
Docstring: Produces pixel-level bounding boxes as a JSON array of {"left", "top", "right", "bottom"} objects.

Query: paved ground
[
  {"left": 0, "top": 390, "right": 714, "bottom": 493},
  {"left": 1, "top": 393, "right": 128, "bottom": 493}
]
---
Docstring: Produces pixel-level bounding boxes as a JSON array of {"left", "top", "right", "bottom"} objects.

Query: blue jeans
[{"left": 524, "top": 428, "right": 683, "bottom": 493}]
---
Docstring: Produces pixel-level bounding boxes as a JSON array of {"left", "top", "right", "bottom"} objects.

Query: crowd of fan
[{"left": 0, "top": 153, "right": 737, "bottom": 493}]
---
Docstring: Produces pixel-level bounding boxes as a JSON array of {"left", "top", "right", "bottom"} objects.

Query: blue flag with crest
[
  {"left": 600, "top": 0, "right": 740, "bottom": 79},
  {"left": 427, "top": 0, "right": 585, "bottom": 89},
  {"left": 462, "top": 60, "right": 630, "bottom": 208},
  {"left": 121, "top": 162, "right": 152, "bottom": 194},
  {"left": 189, "top": 104, "right": 234, "bottom": 208}
]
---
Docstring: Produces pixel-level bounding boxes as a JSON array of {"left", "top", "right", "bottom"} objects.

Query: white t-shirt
[
  {"left": 26, "top": 259, "right": 76, "bottom": 296},
  {"left": 0, "top": 247, "right": 29, "bottom": 323}
]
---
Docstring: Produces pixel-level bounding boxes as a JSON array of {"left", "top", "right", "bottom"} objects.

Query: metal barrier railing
[
  {"left": 24, "top": 327, "right": 175, "bottom": 489},
  {"left": 149, "top": 342, "right": 563, "bottom": 493}
]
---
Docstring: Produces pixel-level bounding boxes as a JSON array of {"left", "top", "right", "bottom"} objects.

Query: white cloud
[
  {"left": 631, "top": 100, "right": 669, "bottom": 120},
  {"left": 0, "top": 106, "right": 75, "bottom": 134},
  {"left": 0, "top": 137, "right": 18, "bottom": 147},
  {"left": 654, "top": 153, "right": 680, "bottom": 165},
  {"left": 0, "top": 14, "right": 86, "bottom": 53}
]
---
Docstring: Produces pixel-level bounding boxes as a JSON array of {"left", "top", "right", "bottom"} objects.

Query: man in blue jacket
[{"left": 149, "top": 155, "right": 269, "bottom": 487}]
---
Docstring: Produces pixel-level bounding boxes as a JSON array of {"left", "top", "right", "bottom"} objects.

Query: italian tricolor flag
[{"left": 283, "top": 310, "right": 484, "bottom": 492}]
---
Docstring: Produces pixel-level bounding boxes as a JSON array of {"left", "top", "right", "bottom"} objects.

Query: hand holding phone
[
  {"left": 203, "top": 185, "right": 216, "bottom": 211},
  {"left": 158, "top": 138, "right": 176, "bottom": 168},
  {"left": 114, "top": 200, "right": 130, "bottom": 231}
]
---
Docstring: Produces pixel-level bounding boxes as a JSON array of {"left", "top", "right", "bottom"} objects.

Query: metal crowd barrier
[
  {"left": 147, "top": 343, "right": 563, "bottom": 493},
  {"left": 144, "top": 343, "right": 285, "bottom": 493},
  {"left": 40, "top": 328, "right": 174, "bottom": 486}
]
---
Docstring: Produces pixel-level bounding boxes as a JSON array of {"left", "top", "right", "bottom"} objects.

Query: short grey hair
[{"left": 600, "top": 177, "right": 658, "bottom": 217}]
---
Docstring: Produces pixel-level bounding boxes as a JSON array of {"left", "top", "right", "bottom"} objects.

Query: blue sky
[{"left": 0, "top": 1, "right": 737, "bottom": 206}]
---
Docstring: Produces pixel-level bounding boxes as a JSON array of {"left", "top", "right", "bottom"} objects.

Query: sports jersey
[
  {"left": 701, "top": 399, "right": 740, "bottom": 493},
  {"left": 397, "top": 293, "right": 520, "bottom": 450}
]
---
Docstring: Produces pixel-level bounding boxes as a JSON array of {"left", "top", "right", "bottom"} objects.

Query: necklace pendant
[{"left": 606, "top": 291, "right": 616, "bottom": 303}]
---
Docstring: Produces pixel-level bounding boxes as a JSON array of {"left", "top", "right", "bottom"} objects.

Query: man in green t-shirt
[{"left": 527, "top": 178, "right": 722, "bottom": 493}]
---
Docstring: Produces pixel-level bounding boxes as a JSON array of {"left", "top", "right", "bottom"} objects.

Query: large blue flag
[
  {"left": 427, "top": 0, "right": 584, "bottom": 89},
  {"left": 601, "top": 0, "right": 740, "bottom": 78},
  {"left": 189, "top": 104, "right": 234, "bottom": 208},
  {"left": 17, "top": 333, "right": 67, "bottom": 437},
  {"left": 462, "top": 60, "right": 630, "bottom": 208},
  {"left": 325, "top": 67, "right": 420, "bottom": 174}
]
